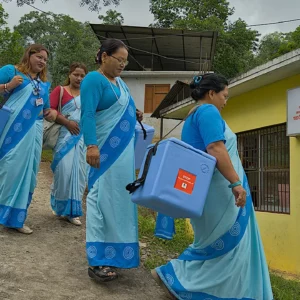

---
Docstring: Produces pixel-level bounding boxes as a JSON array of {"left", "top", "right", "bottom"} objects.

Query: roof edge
[{"left": 229, "top": 49, "right": 300, "bottom": 88}]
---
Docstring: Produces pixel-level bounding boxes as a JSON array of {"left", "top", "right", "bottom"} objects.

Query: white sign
[{"left": 287, "top": 87, "right": 300, "bottom": 136}]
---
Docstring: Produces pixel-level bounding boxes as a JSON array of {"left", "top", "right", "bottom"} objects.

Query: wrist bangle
[
  {"left": 4, "top": 83, "right": 10, "bottom": 93},
  {"left": 228, "top": 181, "right": 242, "bottom": 188}
]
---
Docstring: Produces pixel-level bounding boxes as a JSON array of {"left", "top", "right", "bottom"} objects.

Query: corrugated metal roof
[
  {"left": 90, "top": 24, "right": 218, "bottom": 72},
  {"left": 151, "top": 80, "right": 191, "bottom": 118}
]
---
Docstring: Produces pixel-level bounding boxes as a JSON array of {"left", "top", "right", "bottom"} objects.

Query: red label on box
[{"left": 174, "top": 169, "right": 196, "bottom": 195}]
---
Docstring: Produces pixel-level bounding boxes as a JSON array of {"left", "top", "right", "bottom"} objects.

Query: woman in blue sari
[
  {"left": 81, "top": 39, "right": 142, "bottom": 282},
  {"left": 50, "top": 62, "right": 87, "bottom": 226},
  {"left": 0, "top": 44, "right": 57, "bottom": 234},
  {"left": 152, "top": 74, "right": 273, "bottom": 300}
]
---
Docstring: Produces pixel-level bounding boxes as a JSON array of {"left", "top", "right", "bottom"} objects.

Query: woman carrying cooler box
[{"left": 152, "top": 73, "right": 273, "bottom": 300}]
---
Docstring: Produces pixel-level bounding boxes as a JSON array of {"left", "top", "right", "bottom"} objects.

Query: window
[
  {"left": 144, "top": 84, "right": 170, "bottom": 113},
  {"left": 237, "top": 124, "right": 290, "bottom": 213}
]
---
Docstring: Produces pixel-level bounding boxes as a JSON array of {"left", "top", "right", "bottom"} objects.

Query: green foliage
[
  {"left": 214, "top": 19, "right": 259, "bottom": 78},
  {"left": 252, "top": 27, "right": 300, "bottom": 68},
  {"left": 150, "top": 0, "right": 234, "bottom": 29},
  {"left": 0, "top": 4, "right": 23, "bottom": 66},
  {"left": 98, "top": 9, "right": 124, "bottom": 25},
  {"left": 0, "top": 0, "right": 121, "bottom": 11},
  {"left": 149, "top": 0, "right": 259, "bottom": 79},
  {"left": 14, "top": 11, "right": 100, "bottom": 86}
]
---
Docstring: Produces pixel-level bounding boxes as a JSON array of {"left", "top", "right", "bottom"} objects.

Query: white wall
[
  {"left": 122, "top": 71, "right": 195, "bottom": 139},
  {"left": 142, "top": 116, "right": 183, "bottom": 140}
]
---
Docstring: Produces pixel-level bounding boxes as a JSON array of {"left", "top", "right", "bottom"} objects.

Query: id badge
[{"left": 35, "top": 98, "right": 44, "bottom": 106}]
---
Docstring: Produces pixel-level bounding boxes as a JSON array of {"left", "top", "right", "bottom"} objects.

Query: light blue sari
[
  {"left": 86, "top": 78, "right": 139, "bottom": 268},
  {"left": 155, "top": 123, "right": 273, "bottom": 300},
  {"left": 50, "top": 94, "right": 86, "bottom": 218},
  {"left": 0, "top": 72, "right": 50, "bottom": 228}
]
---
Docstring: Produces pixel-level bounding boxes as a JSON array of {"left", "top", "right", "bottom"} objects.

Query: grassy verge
[
  {"left": 138, "top": 207, "right": 300, "bottom": 300},
  {"left": 41, "top": 149, "right": 53, "bottom": 162},
  {"left": 138, "top": 206, "right": 193, "bottom": 270}
]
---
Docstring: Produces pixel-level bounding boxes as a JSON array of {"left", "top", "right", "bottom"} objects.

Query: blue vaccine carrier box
[
  {"left": 129, "top": 138, "right": 217, "bottom": 218},
  {"left": 134, "top": 122, "right": 155, "bottom": 170}
]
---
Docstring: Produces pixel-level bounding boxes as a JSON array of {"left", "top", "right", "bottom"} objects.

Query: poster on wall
[{"left": 287, "top": 87, "right": 300, "bottom": 136}]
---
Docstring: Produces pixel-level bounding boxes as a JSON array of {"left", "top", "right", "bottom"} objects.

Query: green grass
[
  {"left": 270, "top": 274, "right": 300, "bottom": 300},
  {"left": 41, "top": 149, "right": 53, "bottom": 162},
  {"left": 138, "top": 206, "right": 193, "bottom": 270},
  {"left": 138, "top": 207, "right": 300, "bottom": 299}
]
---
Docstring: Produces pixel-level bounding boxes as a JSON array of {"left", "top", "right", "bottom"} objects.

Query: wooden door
[{"left": 144, "top": 84, "right": 170, "bottom": 113}]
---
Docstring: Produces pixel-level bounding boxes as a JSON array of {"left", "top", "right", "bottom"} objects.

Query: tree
[
  {"left": 150, "top": 0, "right": 234, "bottom": 29},
  {"left": 0, "top": 0, "right": 121, "bottom": 11},
  {"left": 98, "top": 9, "right": 124, "bottom": 25},
  {"left": 0, "top": 4, "right": 23, "bottom": 66},
  {"left": 255, "top": 32, "right": 292, "bottom": 65},
  {"left": 149, "top": 0, "right": 259, "bottom": 79},
  {"left": 251, "top": 28, "right": 300, "bottom": 67},
  {"left": 214, "top": 19, "right": 259, "bottom": 79},
  {"left": 14, "top": 11, "right": 100, "bottom": 86}
]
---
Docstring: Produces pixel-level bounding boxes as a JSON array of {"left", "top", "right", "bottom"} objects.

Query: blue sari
[
  {"left": 0, "top": 65, "right": 50, "bottom": 228},
  {"left": 155, "top": 123, "right": 273, "bottom": 300},
  {"left": 50, "top": 93, "right": 86, "bottom": 218},
  {"left": 85, "top": 78, "right": 139, "bottom": 268}
]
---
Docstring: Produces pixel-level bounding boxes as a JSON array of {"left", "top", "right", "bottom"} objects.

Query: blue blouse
[
  {"left": 0, "top": 64, "right": 50, "bottom": 109},
  {"left": 181, "top": 104, "right": 226, "bottom": 151},
  {"left": 80, "top": 71, "right": 122, "bottom": 146}
]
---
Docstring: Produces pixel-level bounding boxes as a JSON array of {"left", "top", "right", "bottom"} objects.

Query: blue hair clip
[{"left": 193, "top": 75, "right": 202, "bottom": 85}]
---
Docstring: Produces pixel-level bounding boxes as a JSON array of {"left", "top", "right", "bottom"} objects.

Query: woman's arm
[
  {"left": 50, "top": 86, "right": 79, "bottom": 135},
  {"left": 207, "top": 141, "right": 246, "bottom": 207},
  {"left": 81, "top": 72, "right": 103, "bottom": 168},
  {"left": 207, "top": 141, "right": 239, "bottom": 184},
  {"left": 0, "top": 65, "right": 23, "bottom": 94}
]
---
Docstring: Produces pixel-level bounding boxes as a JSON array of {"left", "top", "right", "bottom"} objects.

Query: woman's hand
[
  {"left": 136, "top": 109, "right": 143, "bottom": 122},
  {"left": 86, "top": 146, "right": 100, "bottom": 168},
  {"left": 7, "top": 75, "right": 24, "bottom": 90},
  {"left": 44, "top": 109, "right": 57, "bottom": 122},
  {"left": 232, "top": 185, "right": 247, "bottom": 207},
  {"left": 66, "top": 120, "right": 80, "bottom": 135}
]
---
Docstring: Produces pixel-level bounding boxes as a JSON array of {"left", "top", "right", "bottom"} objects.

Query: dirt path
[{"left": 0, "top": 162, "right": 166, "bottom": 300}]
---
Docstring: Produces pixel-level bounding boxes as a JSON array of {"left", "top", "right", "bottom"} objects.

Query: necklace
[
  {"left": 99, "top": 69, "right": 120, "bottom": 102},
  {"left": 68, "top": 86, "right": 81, "bottom": 110}
]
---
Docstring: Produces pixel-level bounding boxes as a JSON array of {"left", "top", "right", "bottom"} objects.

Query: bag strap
[
  {"left": 58, "top": 86, "right": 63, "bottom": 113},
  {"left": 126, "top": 146, "right": 156, "bottom": 193},
  {"left": 126, "top": 104, "right": 203, "bottom": 194},
  {"left": 0, "top": 67, "right": 17, "bottom": 109},
  {"left": 138, "top": 119, "right": 147, "bottom": 140}
]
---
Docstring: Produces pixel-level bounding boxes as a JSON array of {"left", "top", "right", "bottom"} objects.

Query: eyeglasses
[{"left": 110, "top": 55, "right": 129, "bottom": 66}]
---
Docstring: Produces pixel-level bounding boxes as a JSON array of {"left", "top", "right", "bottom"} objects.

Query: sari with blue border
[
  {"left": 85, "top": 77, "right": 139, "bottom": 268},
  {"left": 50, "top": 93, "right": 86, "bottom": 218},
  {"left": 0, "top": 65, "right": 50, "bottom": 228},
  {"left": 155, "top": 124, "right": 273, "bottom": 300}
]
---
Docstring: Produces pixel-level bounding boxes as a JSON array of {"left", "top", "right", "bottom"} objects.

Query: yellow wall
[{"left": 221, "top": 74, "right": 300, "bottom": 275}]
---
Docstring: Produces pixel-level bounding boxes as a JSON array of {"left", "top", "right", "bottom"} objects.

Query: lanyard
[{"left": 27, "top": 74, "right": 41, "bottom": 97}]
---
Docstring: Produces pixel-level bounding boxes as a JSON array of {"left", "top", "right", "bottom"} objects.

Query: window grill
[{"left": 237, "top": 124, "right": 290, "bottom": 214}]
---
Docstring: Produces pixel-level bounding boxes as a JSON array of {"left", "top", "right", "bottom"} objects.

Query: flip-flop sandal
[
  {"left": 151, "top": 269, "right": 177, "bottom": 300},
  {"left": 88, "top": 266, "right": 118, "bottom": 282}
]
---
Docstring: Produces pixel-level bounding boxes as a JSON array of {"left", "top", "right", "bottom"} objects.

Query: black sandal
[{"left": 88, "top": 266, "right": 118, "bottom": 282}]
